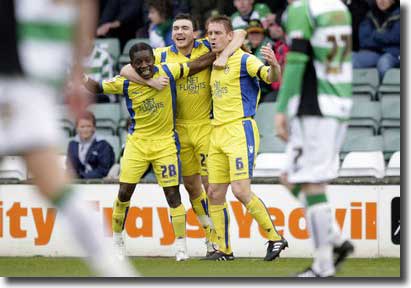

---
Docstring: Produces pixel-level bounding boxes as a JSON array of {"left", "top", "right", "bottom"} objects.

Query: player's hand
[
  {"left": 65, "top": 80, "right": 93, "bottom": 119},
  {"left": 261, "top": 43, "right": 279, "bottom": 67},
  {"left": 147, "top": 76, "right": 169, "bottom": 90},
  {"left": 213, "top": 54, "right": 228, "bottom": 69},
  {"left": 275, "top": 113, "right": 289, "bottom": 142}
]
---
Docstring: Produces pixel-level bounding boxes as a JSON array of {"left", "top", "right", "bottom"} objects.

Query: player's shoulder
[{"left": 104, "top": 75, "right": 126, "bottom": 83}]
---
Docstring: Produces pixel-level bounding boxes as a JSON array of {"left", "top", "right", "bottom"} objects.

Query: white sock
[
  {"left": 59, "top": 193, "right": 138, "bottom": 277},
  {"left": 306, "top": 202, "right": 335, "bottom": 276}
]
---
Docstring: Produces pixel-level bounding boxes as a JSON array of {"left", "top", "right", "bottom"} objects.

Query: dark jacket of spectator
[
  {"left": 343, "top": 0, "right": 370, "bottom": 51},
  {"left": 359, "top": 4, "right": 400, "bottom": 59},
  {"left": 67, "top": 136, "right": 115, "bottom": 179}
]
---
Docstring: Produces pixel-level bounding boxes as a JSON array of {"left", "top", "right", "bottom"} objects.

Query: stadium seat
[
  {"left": 349, "top": 97, "right": 381, "bottom": 134},
  {"left": 353, "top": 69, "right": 379, "bottom": 100},
  {"left": 255, "top": 102, "right": 286, "bottom": 153},
  {"left": 341, "top": 135, "right": 383, "bottom": 159},
  {"left": 378, "top": 68, "right": 400, "bottom": 99},
  {"left": 118, "top": 38, "right": 150, "bottom": 68},
  {"left": 0, "top": 156, "right": 27, "bottom": 180},
  {"left": 385, "top": 151, "right": 400, "bottom": 176},
  {"left": 100, "top": 135, "right": 121, "bottom": 162},
  {"left": 380, "top": 96, "right": 400, "bottom": 129},
  {"left": 95, "top": 38, "right": 121, "bottom": 61},
  {"left": 88, "top": 103, "right": 122, "bottom": 135},
  {"left": 382, "top": 128, "right": 400, "bottom": 160},
  {"left": 339, "top": 151, "right": 385, "bottom": 178},
  {"left": 254, "top": 153, "right": 287, "bottom": 177},
  {"left": 106, "top": 163, "right": 120, "bottom": 179}
]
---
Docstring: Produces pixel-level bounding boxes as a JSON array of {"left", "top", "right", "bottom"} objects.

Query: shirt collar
[{"left": 170, "top": 39, "right": 200, "bottom": 54}]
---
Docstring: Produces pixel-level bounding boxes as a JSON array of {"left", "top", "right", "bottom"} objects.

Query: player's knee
[{"left": 164, "top": 186, "right": 182, "bottom": 208}]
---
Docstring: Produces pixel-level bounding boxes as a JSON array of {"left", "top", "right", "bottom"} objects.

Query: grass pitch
[{"left": 0, "top": 257, "right": 400, "bottom": 277}]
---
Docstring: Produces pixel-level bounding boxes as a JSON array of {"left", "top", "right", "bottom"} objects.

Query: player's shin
[
  {"left": 190, "top": 190, "right": 213, "bottom": 242},
  {"left": 170, "top": 204, "right": 188, "bottom": 261},
  {"left": 246, "top": 195, "right": 281, "bottom": 241},
  {"left": 305, "top": 193, "right": 335, "bottom": 276},
  {"left": 209, "top": 202, "right": 232, "bottom": 254}
]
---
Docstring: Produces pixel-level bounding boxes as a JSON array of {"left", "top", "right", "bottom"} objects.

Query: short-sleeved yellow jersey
[
  {"left": 100, "top": 63, "right": 189, "bottom": 139},
  {"left": 154, "top": 39, "right": 212, "bottom": 123},
  {"left": 210, "top": 49, "right": 272, "bottom": 126}
]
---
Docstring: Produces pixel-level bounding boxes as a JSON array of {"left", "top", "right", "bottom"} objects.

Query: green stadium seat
[
  {"left": 349, "top": 97, "right": 381, "bottom": 134},
  {"left": 100, "top": 135, "right": 121, "bottom": 162},
  {"left": 255, "top": 103, "right": 286, "bottom": 153},
  {"left": 380, "top": 96, "right": 400, "bottom": 129},
  {"left": 382, "top": 128, "right": 400, "bottom": 161},
  {"left": 378, "top": 68, "right": 400, "bottom": 99},
  {"left": 353, "top": 69, "right": 379, "bottom": 100},
  {"left": 95, "top": 38, "right": 121, "bottom": 60},
  {"left": 88, "top": 103, "right": 122, "bottom": 135},
  {"left": 341, "top": 135, "right": 383, "bottom": 159}
]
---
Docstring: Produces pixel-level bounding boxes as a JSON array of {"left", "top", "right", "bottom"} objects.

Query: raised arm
[
  {"left": 187, "top": 51, "right": 217, "bottom": 76},
  {"left": 214, "top": 29, "right": 247, "bottom": 68},
  {"left": 83, "top": 74, "right": 103, "bottom": 94},
  {"left": 260, "top": 43, "right": 281, "bottom": 83}
]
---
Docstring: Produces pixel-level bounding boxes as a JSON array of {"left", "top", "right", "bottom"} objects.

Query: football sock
[
  {"left": 53, "top": 186, "right": 137, "bottom": 276},
  {"left": 170, "top": 204, "right": 186, "bottom": 239},
  {"left": 190, "top": 190, "right": 213, "bottom": 241},
  {"left": 112, "top": 198, "right": 130, "bottom": 233},
  {"left": 306, "top": 193, "right": 335, "bottom": 276},
  {"left": 246, "top": 195, "right": 282, "bottom": 241},
  {"left": 209, "top": 202, "right": 232, "bottom": 254}
]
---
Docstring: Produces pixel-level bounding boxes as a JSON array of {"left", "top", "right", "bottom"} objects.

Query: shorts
[
  {"left": 119, "top": 133, "right": 181, "bottom": 187},
  {"left": 284, "top": 116, "right": 347, "bottom": 184},
  {"left": 176, "top": 119, "right": 211, "bottom": 177},
  {"left": 0, "top": 78, "right": 60, "bottom": 155},
  {"left": 208, "top": 118, "right": 260, "bottom": 183}
]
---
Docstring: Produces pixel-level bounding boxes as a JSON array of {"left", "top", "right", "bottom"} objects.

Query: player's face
[
  {"left": 234, "top": 0, "right": 254, "bottom": 15},
  {"left": 131, "top": 50, "right": 155, "bottom": 79},
  {"left": 172, "top": 19, "right": 195, "bottom": 50},
  {"left": 207, "top": 22, "right": 233, "bottom": 53},
  {"left": 76, "top": 119, "right": 95, "bottom": 142}
]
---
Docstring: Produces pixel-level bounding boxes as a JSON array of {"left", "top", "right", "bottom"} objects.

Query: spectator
[
  {"left": 147, "top": 0, "right": 174, "bottom": 48},
  {"left": 67, "top": 111, "right": 115, "bottom": 179},
  {"left": 245, "top": 19, "right": 274, "bottom": 100},
  {"left": 266, "top": 20, "right": 289, "bottom": 102},
  {"left": 96, "top": 0, "right": 145, "bottom": 50},
  {"left": 189, "top": 0, "right": 226, "bottom": 33},
  {"left": 353, "top": 0, "right": 400, "bottom": 79},
  {"left": 342, "top": 0, "right": 370, "bottom": 52},
  {"left": 83, "top": 42, "right": 117, "bottom": 103},
  {"left": 231, "top": 0, "right": 272, "bottom": 30}
]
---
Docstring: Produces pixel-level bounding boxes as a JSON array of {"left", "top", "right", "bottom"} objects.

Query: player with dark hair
[{"left": 84, "top": 42, "right": 216, "bottom": 261}]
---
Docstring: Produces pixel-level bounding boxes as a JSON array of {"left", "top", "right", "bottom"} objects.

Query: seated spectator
[
  {"left": 96, "top": 0, "right": 145, "bottom": 50},
  {"left": 245, "top": 19, "right": 274, "bottom": 100},
  {"left": 67, "top": 111, "right": 115, "bottom": 179},
  {"left": 147, "top": 0, "right": 174, "bottom": 48},
  {"left": 83, "top": 42, "right": 117, "bottom": 103},
  {"left": 353, "top": 0, "right": 400, "bottom": 80},
  {"left": 231, "top": 0, "right": 272, "bottom": 30},
  {"left": 266, "top": 20, "right": 288, "bottom": 102}
]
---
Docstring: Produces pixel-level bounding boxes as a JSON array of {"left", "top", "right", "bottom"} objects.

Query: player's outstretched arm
[
  {"left": 120, "top": 64, "right": 169, "bottom": 90},
  {"left": 83, "top": 74, "right": 103, "bottom": 94},
  {"left": 214, "top": 29, "right": 247, "bottom": 69},
  {"left": 187, "top": 51, "right": 217, "bottom": 76}
]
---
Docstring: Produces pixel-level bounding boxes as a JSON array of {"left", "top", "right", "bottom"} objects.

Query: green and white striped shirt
[{"left": 282, "top": 0, "right": 352, "bottom": 120}]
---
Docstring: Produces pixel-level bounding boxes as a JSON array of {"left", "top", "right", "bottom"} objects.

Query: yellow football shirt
[
  {"left": 210, "top": 49, "right": 272, "bottom": 126},
  {"left": 100, "top": 63, "right": 189, "bottom": 139},
  {"left": 154, "top": 39, "right": 212, "bottom": 123}
]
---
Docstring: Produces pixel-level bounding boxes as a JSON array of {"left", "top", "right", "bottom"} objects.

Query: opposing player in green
[{"left": 276, "top": 0, "right": 354, "bottom": 277}]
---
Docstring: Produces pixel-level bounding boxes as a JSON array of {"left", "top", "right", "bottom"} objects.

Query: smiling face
[
  {"left": 131, "top": 49, "right": 155, "bottom": 79},
  {"left": 376, "top": 0, "right": 395, "bottom": 11},
  {"left": 76, "top": 118, "right": 95, "bottom": 142},
  {"left": 172, "top": 19, "right": 195, "bottom": 50},
  {"left": 207, "top": 22, "right": 233, "bottom": 54}
]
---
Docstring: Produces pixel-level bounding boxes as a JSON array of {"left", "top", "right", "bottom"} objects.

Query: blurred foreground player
[
  {"left": 276, "top": 0, "right": 354, "bottom": 277},
  {"left": 0, "top": 0, "right": 136, "bottom": 276}
]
